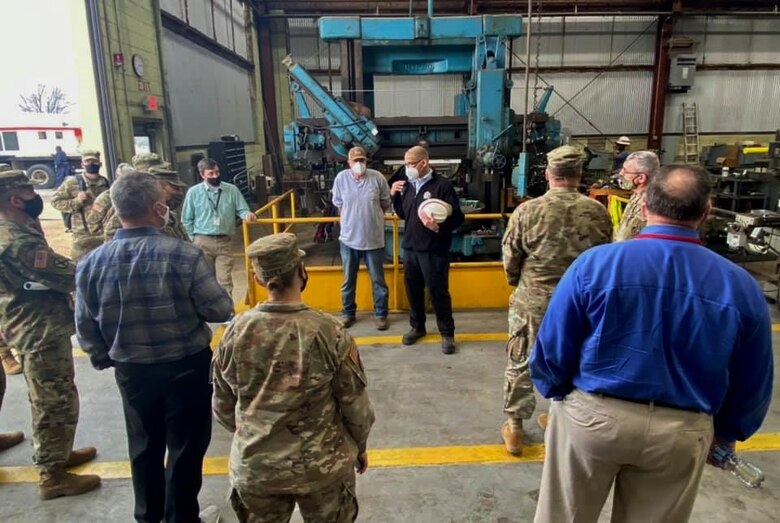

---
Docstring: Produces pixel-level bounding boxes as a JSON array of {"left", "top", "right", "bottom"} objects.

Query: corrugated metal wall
[
  {"left": 511, "top": 71, "right": 653, "bottom": 135},
  {"left": 373, "top": 75, "right": 463, "bottom": 117}
]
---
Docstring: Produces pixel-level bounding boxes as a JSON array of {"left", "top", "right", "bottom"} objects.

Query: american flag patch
[{"left": 33, "top": 250, "right": 48, "bottom": 269}]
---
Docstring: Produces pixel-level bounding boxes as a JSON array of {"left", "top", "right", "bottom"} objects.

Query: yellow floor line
[
  {"left": 2, "top": 434, "right": 779, "bottom": 484},
  {"left": 71, "top": 332, "right": 509, "bottom": 358},
  {"left": 71, "top": 324, "right": 780, "bottom": 358}
]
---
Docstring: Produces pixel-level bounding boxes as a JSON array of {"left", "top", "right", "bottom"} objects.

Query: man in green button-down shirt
[{"left": 181, "top": 158, "right": 256, "bottom": 297}]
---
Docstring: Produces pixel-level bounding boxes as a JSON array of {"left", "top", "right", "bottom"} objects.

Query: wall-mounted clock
[{"left": 131, "top": 54, "right": 144, "bottom": 78}]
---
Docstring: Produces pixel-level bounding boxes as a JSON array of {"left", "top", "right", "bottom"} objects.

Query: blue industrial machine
[{"left": 283, "top": 1, "right": 563, "bottom": 254}]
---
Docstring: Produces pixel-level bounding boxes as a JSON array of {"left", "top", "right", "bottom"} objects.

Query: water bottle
[{"left": 709, "top": 443, "right": 765, "bottom": 488}]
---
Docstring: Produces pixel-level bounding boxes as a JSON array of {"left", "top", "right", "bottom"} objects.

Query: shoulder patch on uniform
[
  {"left": 91, "top": 202, "right": 103, "bottom": 213},
  {"left": 53, "top": 257, "right": 70, "bottom": 269},
  {"left": 349, "top": 345, "right": 362, "bottom": 368},
  {"left": 33, "top": 250, "right": 48, "bottom": 269}
]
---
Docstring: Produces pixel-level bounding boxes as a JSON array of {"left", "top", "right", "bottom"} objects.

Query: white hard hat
[
  {"left": 616, "top": 136, "right": 631, "bottom": 146},
  {"left": 418, "top": 198, "right": 452, "bottom": 224}
]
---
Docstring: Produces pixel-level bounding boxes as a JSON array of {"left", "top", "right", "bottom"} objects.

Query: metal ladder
[{"left": 682, "top": 102, "right": 700, "bottom": 164}]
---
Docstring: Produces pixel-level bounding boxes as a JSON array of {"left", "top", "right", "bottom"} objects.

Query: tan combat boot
[
  {"left": 1, "top": 350, "right": 21, "bottom": 375},
  {"left": 537, "top": 413, "right": 549, "bottom": 431},
  {"left": 0, "top": 431, "right": 24, "bottom": 451},
  {"left": 38, "top": 469, "right": 101, "bottom": 500},
  {"left": 66, "top": 446, "right": 98, "bottom": 468},
  {"left": 501, "top": 420, "right": 523, "bottom": 456}
]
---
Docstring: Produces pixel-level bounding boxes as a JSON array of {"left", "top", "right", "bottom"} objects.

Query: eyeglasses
[
  {"left": 620, "top": 169, "right": 645, "bottom": 176},
  {"left": 404, "top": 159, "right": 424, "bottom": 168}
]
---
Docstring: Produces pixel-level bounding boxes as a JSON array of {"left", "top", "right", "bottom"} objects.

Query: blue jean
[{"left": 340, "top": 244, "right": 389, "bottom": 318}]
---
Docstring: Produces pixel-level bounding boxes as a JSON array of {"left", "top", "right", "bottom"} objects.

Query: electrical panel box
[{"left": 668, "top": 55, "right": 696, "bottom": 93}]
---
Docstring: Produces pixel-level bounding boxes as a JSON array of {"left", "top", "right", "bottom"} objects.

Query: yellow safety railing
[
  {"left": 243, "top": 197, "right": 514, "bottom": 311},
  {"left": 608, "top": 194, "right": 631, "bottom": 231}
]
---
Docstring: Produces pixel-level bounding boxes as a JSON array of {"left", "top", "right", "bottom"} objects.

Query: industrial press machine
[{"left": 282, "top": 1, "right": 563, "bottom": 257}]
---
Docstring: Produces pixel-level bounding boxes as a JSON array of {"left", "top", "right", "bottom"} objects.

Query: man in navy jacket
[{"left": 390, "top": 146, "right": 464, "bottom": 354}]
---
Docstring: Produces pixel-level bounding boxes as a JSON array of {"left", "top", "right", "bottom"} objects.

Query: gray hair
[
  {"left": 625, "top": 150, "right": 660, "bottom": 179},
  {"left": 110, "top": 171, "right": 163, "bottom": 220},
  {"left": 197, "top": 158, "right": 219, "bottom": 173},
  {"left": 645, "top": 164, "right": 711, "bottom": 222}
]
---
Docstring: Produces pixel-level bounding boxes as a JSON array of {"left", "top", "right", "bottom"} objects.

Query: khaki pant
[
  {"left": 230, "top": 473, "right": 358, "bottom": 523},
  {"left": 535, "top": 389, "right": 713, "bottom": 523},
  {"left": 193, "top": 234, "right": 234, "bottom": 296}
]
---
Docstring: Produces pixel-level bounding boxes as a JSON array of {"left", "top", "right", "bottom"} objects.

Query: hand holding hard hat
[{"left": 418, "top": 198, "right": 453, "bottom": 224}]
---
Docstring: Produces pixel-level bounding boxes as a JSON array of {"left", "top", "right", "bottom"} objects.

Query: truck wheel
[{"left": 25, "top": 164, "right": 56, "bottom": 189}]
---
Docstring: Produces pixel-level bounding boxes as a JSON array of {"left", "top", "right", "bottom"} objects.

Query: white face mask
[
  {"left": 157, "top": 204, "right": 171, "bottom": 228},
  {"left": 351, "top": 162, "right": 366, "bottom": 177},
  {"left": 405, "top": 166, "right": 420, "bottom": 181}
]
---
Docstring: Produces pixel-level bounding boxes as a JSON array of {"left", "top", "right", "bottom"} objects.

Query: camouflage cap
[
  {"left": 80, "top": 149, "right": 101, "bottom": 162},
  {"left": 132, "top": 152, "right": 173, "bottom": 172},
  {"left": 115, "top": 163, "right": 134, "bottom": 177},
  {"left": 149, "top": 165, "right": 186, "bottom": 187},
  {"left": 547, "top": 145, "right": 585, "bottom": 169},
  {"left": 246, "top": 233, "right": 306, "bottom": 279},
  {"left": 0, "top": 168, "right": 33, "bottom": 192}
]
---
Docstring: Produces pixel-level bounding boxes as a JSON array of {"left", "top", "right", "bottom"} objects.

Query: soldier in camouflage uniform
[
  {"left": 0, "top": 330, "right": 24, "bottom": 452},
  {"left": 0, "top": 169, "right": 101, "bottom": 498},
  {"left": 614, "top": 151, "right": 660, "bottom": 242},
  {"left": 102, "top": 153, "right": 191, "bottom": 242},
  {"left": 213, "top": 233, "right": 375, "bottom": 523},
  {"left": 85, "top": 162, "right": 133, "bottom": 243},
  {"left": 500, "top": 146, "right": 613, "bottom": 456},
  {"left": 51, "top": 149, "right": 110, "bottom": 260},
  {"left": 0, "top": 166, "right": 24, "bottom": 376}
]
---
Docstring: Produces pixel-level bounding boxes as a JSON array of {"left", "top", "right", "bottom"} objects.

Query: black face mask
[
  {"left": 21, "top": 194, "right": 44, "bottom": 219},
  {"left": 206, "top": 177, "right": 221, "bottom": 187},
  {"left": 84, "top": 163, "right": 101, "bottom": 175}
]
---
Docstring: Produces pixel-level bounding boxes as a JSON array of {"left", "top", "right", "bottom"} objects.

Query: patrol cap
[
  {"left": 80, "top": 149, "right": 101, "bottom": 162},
  {"left": 149, "top": 165, "right": 186, "bottom": 187},
  {"left": 246, "top": 233, "right": 306, "bottom": 279},
  {"left": 348, "top": 146, "right": 367, "bottom": 161},
  {"left": 0, "top": 166, "right": 33, "bottom": 192},
  {"left": 547, "top": 145, "right": 585, "bottom": 169},
  {"left": 132, "top": 152, "right": 173, "bottom": 172},
  {"left": 115, "top": 163, "right": 134, "bottom": 177}
]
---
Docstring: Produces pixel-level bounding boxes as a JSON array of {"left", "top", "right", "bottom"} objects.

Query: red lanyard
[{"left": 634, "top": 232, "right": 702, "bottom": 245}]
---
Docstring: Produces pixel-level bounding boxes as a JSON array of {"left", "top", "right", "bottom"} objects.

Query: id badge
[{"left": 212, "top": 216, "right": 221, "bottom": 226}]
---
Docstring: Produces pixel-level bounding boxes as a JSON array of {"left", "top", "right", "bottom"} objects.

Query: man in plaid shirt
[{"left": 75, "top": 170, "right": 233, "bottom": 523}]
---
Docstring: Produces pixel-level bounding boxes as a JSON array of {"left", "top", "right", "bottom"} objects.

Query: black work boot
[
  {"left": 441, "top": 335, "right": 456, "bottom": 355},
  {"left": 402, "top": 328, "right": 426, "bottom": 345}
]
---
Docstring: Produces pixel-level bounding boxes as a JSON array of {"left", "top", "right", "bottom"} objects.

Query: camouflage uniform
[
  {"left": 615, "top": 190, "right": 646, "bottom": 242},
  {"left": 51, "top": 149, "right": 110, "bottom": 260},
  {"left": 502, "top": 147, "right": 613, "bottom": 422},
  {"left": 102, "top": 153, "right": 192, "bottom": 243},
  {"left": 213, "top": 233, "right": 374, "bottom": 523},
  {"left": 0, "top": 171, "right": 81, "bottom": 474}
]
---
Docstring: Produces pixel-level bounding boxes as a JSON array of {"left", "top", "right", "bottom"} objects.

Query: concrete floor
[
  {"left": 0, "top": 192, "right": 777, "bottom": 521},
  {"left": 1, "top": 308, "right": 778, "bottom": 522}
]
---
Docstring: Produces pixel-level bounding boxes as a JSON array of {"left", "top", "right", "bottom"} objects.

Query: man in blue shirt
[
  {"left": 332, "top": 146, "right": 391, "bottom": 330},
  {"left": 530, "top": 164, "right": 773, "bottom": 522},
  {"left": 181, "top": 157, "right": 256, "bottom": 297},
  {"left": 75, "top": 171, "right": 234, "bottom": 522}
]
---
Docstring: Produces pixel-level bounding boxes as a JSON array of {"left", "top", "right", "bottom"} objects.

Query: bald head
[
  {"left": 645, "top": 164, "right": 712, "bottom": 224},
  {"left": 405, "top": 146, "right": 429, "bottom": 162}
]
